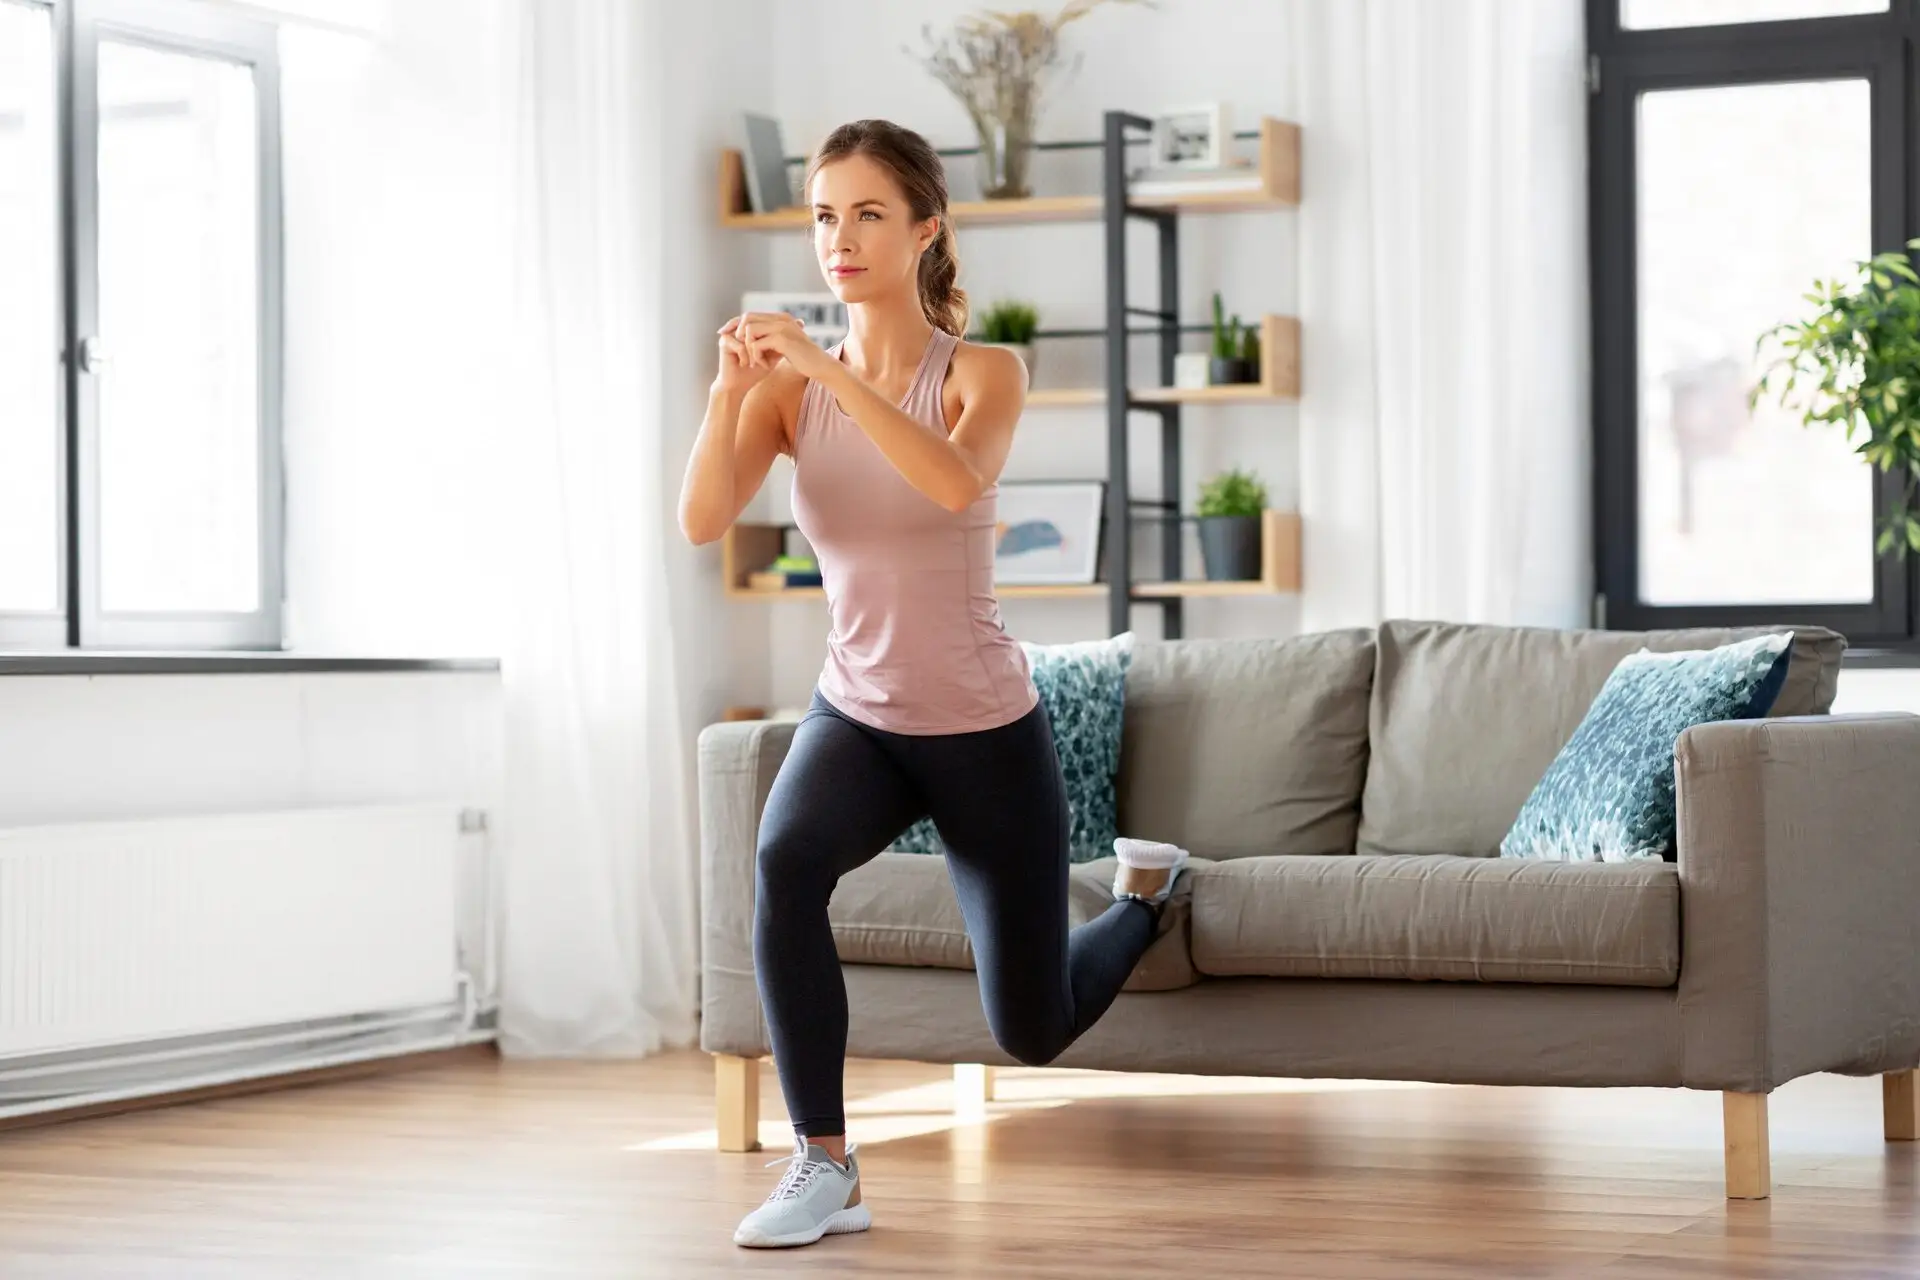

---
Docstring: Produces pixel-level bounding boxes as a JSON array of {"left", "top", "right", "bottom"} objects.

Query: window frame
[
  {"left": 0, "top": 0, "right": 68, "bottom": 648},
  {"left": 1588, "top": 0, "right": 1919, "bottom": 646},
  {"left": 0, "top": 0, "right": 284, "bottom": 651}
]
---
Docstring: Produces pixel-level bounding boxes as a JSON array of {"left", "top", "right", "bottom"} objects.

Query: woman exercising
[{"left": 677, "top": 118, "right": 1189, "bottom": 1250}]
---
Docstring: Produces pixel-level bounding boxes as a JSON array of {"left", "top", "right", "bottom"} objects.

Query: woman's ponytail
[{"left": 918, "top": 218, "right": 969, "bottom": 337}]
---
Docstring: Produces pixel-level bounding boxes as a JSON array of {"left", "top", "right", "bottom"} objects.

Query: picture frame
[
  {"left": 740, "top": 113, "right": 793, "bottom": 212},
  {"left": 740, "top": 291, "right": 848, "bottom": 348},
  {"left": 1148, "top": 103, "right": 1231, "bottom": 171},
  {"left": 993, "top": 481, "right": 1106, "bottom": 585}
]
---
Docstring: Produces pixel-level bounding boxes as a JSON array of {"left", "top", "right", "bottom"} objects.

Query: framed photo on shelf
[
  {"left": 740, "top": 113, "right": 793, "bottom": 212},
  {"left": 740, "top": 291, "right": 849, "bottom": 347},
  {"left": 993, "top": 481, "right": 1105, "bottom": 585},
  {"left": 1148, "top": 103, "right": 1231, "bottom": 170}
]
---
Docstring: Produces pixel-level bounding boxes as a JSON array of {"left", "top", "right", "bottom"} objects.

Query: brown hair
[{"left": 805, "top": 119, "right": 968, "bottom": 337}]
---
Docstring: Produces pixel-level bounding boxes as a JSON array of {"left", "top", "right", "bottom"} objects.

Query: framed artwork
[
  {"left": 1148, "top": 103, "right": 1231, "bottom": 170},
  {"left": 993, "top": 481, "right": 1106, "bottom": 585},
  {"left": 740, "top": 291, "right": 849, "bottom": 347}
]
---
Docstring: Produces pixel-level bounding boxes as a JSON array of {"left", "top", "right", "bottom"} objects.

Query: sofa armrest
[
  {"left": 697, "top": 718, "right": 796, "bottom": 1057},
  {"left": 1676, "top": 712, "right": 1920, "bottom": 1092}
]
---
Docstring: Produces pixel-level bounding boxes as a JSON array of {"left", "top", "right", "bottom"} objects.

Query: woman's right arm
[{"left": 678, "top": 329, "right": 790, "bottom": 546}]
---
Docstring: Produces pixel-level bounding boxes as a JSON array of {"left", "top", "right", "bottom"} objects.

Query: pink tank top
[{"left": 790, "top": 327, "right": 1037, "bottom": 735}]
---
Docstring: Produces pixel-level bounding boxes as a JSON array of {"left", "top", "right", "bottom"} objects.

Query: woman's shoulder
[{"left": 947, "top": 335, "right": 1029, "bottom": 396}]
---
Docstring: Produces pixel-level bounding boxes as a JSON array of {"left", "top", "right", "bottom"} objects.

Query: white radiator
[{"left": 0, "top": 803, "right": 493, "bottom": 1116}]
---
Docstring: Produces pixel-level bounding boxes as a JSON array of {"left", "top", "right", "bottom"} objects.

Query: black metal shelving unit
[
  {"left": 727, "top": 114, "right": 1296, "bottom": 639},
  {"left": 1103, "top": 109, "right": 1182, "bottom": 638}
]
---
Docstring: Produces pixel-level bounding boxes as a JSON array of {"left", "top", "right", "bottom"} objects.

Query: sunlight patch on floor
[{"left": 627, "top": 1067, "right": 1443, "bottom": 1153}]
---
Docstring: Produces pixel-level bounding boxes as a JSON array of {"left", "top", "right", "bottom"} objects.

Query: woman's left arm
[{"left": 736, "top": 312, "right": 1025, "bottom": 513}]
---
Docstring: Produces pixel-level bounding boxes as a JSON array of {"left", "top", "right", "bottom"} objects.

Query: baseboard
[{"left": 0, "top": 1041, "right": 498, "bottom": 1134}]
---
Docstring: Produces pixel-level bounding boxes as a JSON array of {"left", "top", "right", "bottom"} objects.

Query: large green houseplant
[{"left": 1753, "top": 237, "right": 1920, "bottom": 556}]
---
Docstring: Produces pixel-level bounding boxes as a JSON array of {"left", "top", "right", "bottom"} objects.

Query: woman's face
[{"left": 809, "top": 153, "right": 938, "bottom": 307}]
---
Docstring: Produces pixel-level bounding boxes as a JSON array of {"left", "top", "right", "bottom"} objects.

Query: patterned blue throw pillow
[
  {"left": 1499, "top": 632, "right": 1793, "bottom": 863},
  {"left": 891, "top": 632, "right": 1134, "bottom": 863}
]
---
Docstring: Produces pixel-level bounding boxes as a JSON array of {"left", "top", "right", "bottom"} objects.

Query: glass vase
[{"left": 976, "top": 111, "right": 1034, "bottom": 201}]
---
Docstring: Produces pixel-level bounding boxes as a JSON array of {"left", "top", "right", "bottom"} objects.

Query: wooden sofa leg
[
  {"left": 1723, "top": 1091, "right": 1771, "bottom": 1199},
  {"left": 1885, "top": 1069, "right": 1919, "bottom": 1142},
  {"left": 716, "top": 1053, "right": 761, "bottom": 1153},
  {"left": 955, "top": 1063, "right": 996, "bottom": 1114}
]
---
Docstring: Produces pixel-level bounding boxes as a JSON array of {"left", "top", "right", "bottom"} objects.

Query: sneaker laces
[{"left": 762, "top": 1143, "right": 855, "bottom": 1202}]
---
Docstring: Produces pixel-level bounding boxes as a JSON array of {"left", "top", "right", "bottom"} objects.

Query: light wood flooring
[{"left": 0, "top": 1047, "right": 1915, "bottom": 1278}]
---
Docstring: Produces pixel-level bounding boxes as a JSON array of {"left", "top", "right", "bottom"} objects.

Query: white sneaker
[
  {"left": 1112, "top": 837, "right": 1190, "bottom": 907},
  {"left": 733, "top": 1138, "right": 871, "bottom": 1249}
]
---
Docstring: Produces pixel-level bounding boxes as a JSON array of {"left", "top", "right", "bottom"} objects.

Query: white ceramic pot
[{"left": 1174, "top": 351, "right": 1211, "bottom": 389}]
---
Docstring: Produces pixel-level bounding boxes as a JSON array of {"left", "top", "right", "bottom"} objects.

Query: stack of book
[
  {"left": 747, "top": 554, "right": 823, "bottom": 591},
  {"left": 1128, "top": 160, "right": 1261, "bottom": 198}
]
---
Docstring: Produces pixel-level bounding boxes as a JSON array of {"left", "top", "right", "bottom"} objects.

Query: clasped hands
[{"left": 717, "top": 311, "right": 835, "bottom": 381}]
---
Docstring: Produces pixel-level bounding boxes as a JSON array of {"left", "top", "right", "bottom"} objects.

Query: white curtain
[
  {"left": 1295, "top": 0, "right": 1591, "bottom": 632},
  {"left": 495, "top": 0, "right": 697, "bottom": 1057},
  {"left": 280, "top": 0, "right": 698, "bottom": 1056}
]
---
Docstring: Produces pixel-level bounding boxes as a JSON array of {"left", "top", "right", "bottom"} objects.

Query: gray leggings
[{"left": 753, "top": 689, "right": 1158, "bottom": 1138}]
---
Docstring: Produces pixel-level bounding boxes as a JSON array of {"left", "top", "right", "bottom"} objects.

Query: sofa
[{"left": 697, "top": 620, "right": 1920, "bottom": 1199}]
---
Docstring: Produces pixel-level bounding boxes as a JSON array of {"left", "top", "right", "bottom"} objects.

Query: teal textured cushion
[
  {"left": 1499, "top": 632, "right": 1793, "bottom": 863},
  {"left": 892, "top": 632, "right": 1133, "bottom": 863}
]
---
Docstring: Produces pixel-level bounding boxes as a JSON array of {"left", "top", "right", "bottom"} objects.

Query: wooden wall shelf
[
  {"left": 1025, "top": 316, "right": 1301, "bottom": 407},
  {"left": 714, "top": 105, "right": 1304, "bottom": 667},
  {"left": 721, "top": 512, "right": 1300, "bottom": 601},
  {"left": 1024, "top": 388, "right": 1107, "bottom": 409},
  {"left": 717, "top": 118, "right": 1300, "bottom": 230}
]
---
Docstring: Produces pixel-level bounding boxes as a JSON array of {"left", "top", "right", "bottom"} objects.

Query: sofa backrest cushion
[
  {"left": 1118, "top": 630, "right": 1374, "bottom": 858},
  {"left": 1357, "top": 620, "right": 1846, "bottom": 857}
]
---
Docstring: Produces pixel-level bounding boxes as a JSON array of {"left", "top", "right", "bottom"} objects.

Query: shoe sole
[
  {"left": 1115, "top": 847, "right": 1190, "bottom": 907},
  {"left": 733, "top": 1203, "right": 872, "bottom": 1248}
]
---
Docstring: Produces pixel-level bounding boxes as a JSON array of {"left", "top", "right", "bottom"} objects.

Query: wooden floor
[{"left": 1, "top": 1048, "right": 1916, "bottom": 1278}]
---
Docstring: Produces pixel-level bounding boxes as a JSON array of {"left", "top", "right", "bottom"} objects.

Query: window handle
[{"left": 78, "top": 336, "right": 108, "bottom": 373}]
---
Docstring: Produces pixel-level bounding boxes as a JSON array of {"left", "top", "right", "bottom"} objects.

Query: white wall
[
  {"left": 1833, "top": 668, "right": 1920, "bottom": 714},
  {"left": 729, "top": 0, "right": 1305, "bottom": 712},
  {"left": 277, "top": 3, "right": 517, "bottom": 660},
  {"left": 0, "top": 671, "right": 502, "bottom": 828}
]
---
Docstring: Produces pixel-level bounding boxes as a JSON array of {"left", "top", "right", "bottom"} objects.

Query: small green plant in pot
[
  {"left": 1754, "top": 238, "right": 1920, "bottom": 556},
  {"left": 1209, "top": 291, "right": 1259, "bottom": 385},
  {"left": 1195, "top": 466, "right": 1268, "bottom": 580},
  {"left": 979, "top": 299, "right": 1040, "bottom": 378}
]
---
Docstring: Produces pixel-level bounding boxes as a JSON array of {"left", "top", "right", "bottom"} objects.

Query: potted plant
[
  {"left": 979, "top": 299, "right": 1040, "bottom": 376},
  {"left": 1754, "top": 238, "right": 1920, "bottom": 556},
  {"left": 1208, "top": 291, "right": 1260, "bottom": 385},
  {"left": 1195, "top": 466, "right": 1267, "bottom": 580}
]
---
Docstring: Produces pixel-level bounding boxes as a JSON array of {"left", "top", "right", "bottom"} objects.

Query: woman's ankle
[{"left": 802, "top": 1131, "right": 848, "bottom": 1163}]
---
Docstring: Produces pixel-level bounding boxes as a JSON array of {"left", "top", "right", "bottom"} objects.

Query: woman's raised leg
[{"left": 917, "top": 703, "right": 1160, "bottom": 1067}]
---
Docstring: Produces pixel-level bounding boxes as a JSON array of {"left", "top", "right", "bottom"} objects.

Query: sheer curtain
[
  {"left": 495, "top": 0, "right": 696, "bottom": 1056},
  {"left": 279, "top": 0, "right": 697, "bottom": 1057},
  {"left": 1294, "top": 0, "right": 1591, "bottom": 632}
]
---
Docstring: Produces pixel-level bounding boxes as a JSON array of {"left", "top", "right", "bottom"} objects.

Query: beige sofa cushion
[
  {"left": 1358, "top": 620, "right": 1846, "bottom": 857},
  {"left": 1189, "top": 854, "right": 1679, "bottom": 986},
  {"left": 828, "top": 851, "right": 1207, "bottom": 992},
  {"left": 1117, "top": 631, "right": 1374, "bottom": 858}
]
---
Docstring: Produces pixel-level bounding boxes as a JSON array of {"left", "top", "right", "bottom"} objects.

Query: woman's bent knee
[
  {"left": 990, "top": 1017, "right": 1069, "bottom": 1067},
  {"left": 754, "top": 827, "right": 831, "bottom": 905}
]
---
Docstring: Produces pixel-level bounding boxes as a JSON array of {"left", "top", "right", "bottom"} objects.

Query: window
[
  {"left": 1589, "top": 0, "right": 1917, "bottom": 647},
  {"left": 0, "top": 0, "right": 281, "bottom": 651}
]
